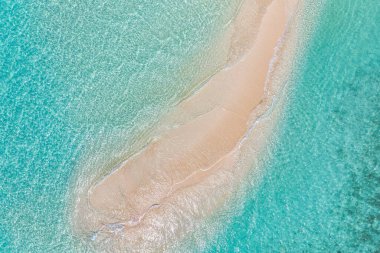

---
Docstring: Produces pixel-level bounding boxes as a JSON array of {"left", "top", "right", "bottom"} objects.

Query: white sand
[{"left": 74, "top": 0, "right": 300, "bottom": 250}]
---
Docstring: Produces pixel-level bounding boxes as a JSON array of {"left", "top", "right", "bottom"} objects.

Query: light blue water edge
[
  {"left": 206, "top": 0, "right": 380, "bottom": 252},
  {"left": 0, "top": 0, "right": 245, "bottom": 252}
]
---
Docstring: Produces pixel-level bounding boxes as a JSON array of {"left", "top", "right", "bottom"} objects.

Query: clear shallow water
[
  {"left": 1, "top": 0, "right": 379, "bottom": 253},
  {"left": 207, "top": 0, "right": 380, "bottom": 252},
  {"left": 0, "top": 0, "right": 241, "bottom": 251}
]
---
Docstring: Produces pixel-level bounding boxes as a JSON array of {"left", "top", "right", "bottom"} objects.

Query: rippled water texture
[
  {"left": 0, "top": 0, "right": 242, "bottom": 251},
  {"left": 207, "top": 0, "right": 380, "bottom": 252},
  {"left": 1, "top": 0, "right": 379, "bottom": 252}
]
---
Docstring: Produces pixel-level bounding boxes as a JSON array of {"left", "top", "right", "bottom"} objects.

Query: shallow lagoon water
[
  {"left": 207, "top": 0, "right": 380, "bottom": 252},
  {"left": 1, "top": 0, "right": 379, "bottom": 252},
  {"left": 0, "top": 1, "right": 241, "bottom": 251}
]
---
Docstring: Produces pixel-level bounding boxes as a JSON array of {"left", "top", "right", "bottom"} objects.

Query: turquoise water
[
  {"left": 208, "top": 0, "right": 380, "bottom": 252},
  {"left": 0, "top": 1, "right": 240, "bottom": 252},
  {"left": 1, "top": 0, "right": 379, "bottom": 252}
]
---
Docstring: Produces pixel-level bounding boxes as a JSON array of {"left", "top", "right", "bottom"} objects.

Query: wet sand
[{"left": 75, "top": 0, "right": 300, "bottom": 250}]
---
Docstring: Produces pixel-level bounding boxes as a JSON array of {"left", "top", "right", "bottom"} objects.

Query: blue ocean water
[
  {"left": 208, "top": 0, "right": 380, "bottom": 252},
  {"left": 0, "top": 1, "right": 241, "bottom": 252},
  {"left": 1, "top": 0, "right": 379, "bottom": 252}
]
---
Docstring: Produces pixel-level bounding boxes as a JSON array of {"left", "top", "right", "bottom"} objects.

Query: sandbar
[{"left": 75, "top": 0, "right": 300, "bottom": 250}]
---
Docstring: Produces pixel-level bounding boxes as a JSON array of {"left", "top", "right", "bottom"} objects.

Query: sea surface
[
  {"left": 1, "top": 0, "right": 379, "bottom": 252},
  {"left": 207, "top": 0, "right": 380, "bottom": 252}
]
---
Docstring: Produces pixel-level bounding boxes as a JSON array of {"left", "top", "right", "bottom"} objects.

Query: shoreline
[{"left": 73, "top": 0, "right": 302, "bottom": 250}]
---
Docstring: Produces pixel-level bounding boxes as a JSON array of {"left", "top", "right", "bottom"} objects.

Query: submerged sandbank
[{"left": 74, "top": 0, "right": 300, "bottom": 250}]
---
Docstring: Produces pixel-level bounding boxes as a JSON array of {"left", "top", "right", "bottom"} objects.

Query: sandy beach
[{"left": 75, "top": 0, "right": 300, "bottom": 250}]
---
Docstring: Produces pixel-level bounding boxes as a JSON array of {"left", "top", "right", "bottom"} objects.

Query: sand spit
[{"left": 73, "top": 0, "right": 300, "bottom": 251}]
